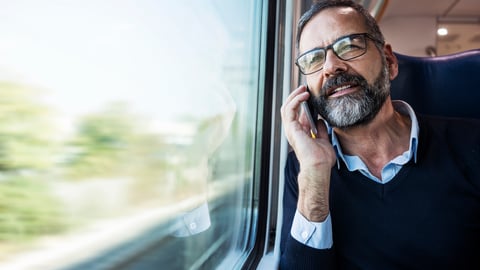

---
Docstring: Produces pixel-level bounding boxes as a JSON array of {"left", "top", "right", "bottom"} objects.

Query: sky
[{"left": 0, "top": 0, "right": 247, "bottom": 133}]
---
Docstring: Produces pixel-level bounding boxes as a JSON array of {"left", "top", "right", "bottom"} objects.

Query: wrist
[
  {"left": 297, "top": 198, "right": 329, "bottom": 222},
  {"left": 297, "top": 170, "right": 330, "bottom": 222}
]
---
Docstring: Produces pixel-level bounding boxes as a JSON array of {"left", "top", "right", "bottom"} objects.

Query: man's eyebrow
[{"left": 301, "top": 33, "right": 363, "bottom": 53}]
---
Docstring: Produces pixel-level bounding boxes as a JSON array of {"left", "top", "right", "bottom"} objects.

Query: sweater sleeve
[
  {"left": 280, "top": 151, "right": 336, "bottom": 269},
  {"left": 280, "top": 234, "right": 336, "bottom": 270}
]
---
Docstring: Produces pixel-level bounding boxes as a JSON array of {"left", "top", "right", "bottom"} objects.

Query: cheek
[
  {"left": 362, "top": 62, "right": 384, "bottom": 85},
  {"left": 306, "top": 74, "right": 325, "bottom": 95}
]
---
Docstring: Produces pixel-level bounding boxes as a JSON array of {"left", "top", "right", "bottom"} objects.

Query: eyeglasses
[{"left": 295, "top": 33, "right": 383, "bottom": 75}]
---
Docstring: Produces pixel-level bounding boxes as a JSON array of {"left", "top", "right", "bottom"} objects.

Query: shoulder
[
  {"left": 418, "top": 114, "right": 480, "bottom": 127},
  {"left": 417, "top": 114, "right": 480, "bottom": 185},
  {"left": 417, "top": 115, "right": 480, "bottom": 151},
  {"left": 417, "top": 114, "right": 480, "bottom": 141}
]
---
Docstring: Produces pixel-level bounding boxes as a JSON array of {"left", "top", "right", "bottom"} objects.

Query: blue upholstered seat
[{"left": 391, "top": 49, "right": 480, "bottom": 119}]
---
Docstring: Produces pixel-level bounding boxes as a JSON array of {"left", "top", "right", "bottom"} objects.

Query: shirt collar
[{"left": 330, "top": 100, "right": 419, "bottom": 169}]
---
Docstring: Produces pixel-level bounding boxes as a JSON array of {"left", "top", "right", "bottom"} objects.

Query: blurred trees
[
  {"left": 0, "top": 82, "right": 65, "bottom": 243},
  {"left": 0, "top": 82, "right": 56, "bottom": 172},
  {"left": 0, "top": 80, "right": 240, "bottom": 248},
  {"left": 60, "top": 102, "right": 141, "bottom": 179},
  {"left": 0, "top": 175, "right": 66, "bottom": 242}
]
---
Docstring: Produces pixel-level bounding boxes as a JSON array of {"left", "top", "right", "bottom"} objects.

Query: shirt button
[
  {"left": 301, "top": 231, "right": 309, "bottom": 239},
  {"left": 189, "top": 222, "right": 197, "bottom": 230}
]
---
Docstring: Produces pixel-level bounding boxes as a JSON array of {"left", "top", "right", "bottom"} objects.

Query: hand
[{"left": 280, "top": 85, "right": 336, "bottom": 222}]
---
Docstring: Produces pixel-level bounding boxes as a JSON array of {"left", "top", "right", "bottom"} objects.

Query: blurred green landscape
[{"left": 0, "top": 81, "right": 243, "bottom": 258}]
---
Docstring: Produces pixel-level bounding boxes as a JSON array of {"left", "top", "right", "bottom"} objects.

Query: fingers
[
  {"left": 281, "top": 85, "right": 308, "bottom": 123},
  {"left": 287, "top": 87, "right": 328, "bottom": 140},
  {"left": 284, "top": 84, "right": 308, "bottom": 104},
  {"left": 281, "top": 86, "right": 337, "bottom": 172}
]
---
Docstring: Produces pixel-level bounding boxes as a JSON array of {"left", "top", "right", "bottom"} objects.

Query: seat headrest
[{"left": 390, "top": 49, "right": 480, "bottom": 119}]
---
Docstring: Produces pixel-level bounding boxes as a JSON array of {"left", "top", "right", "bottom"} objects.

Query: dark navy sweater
[{"left": 280, "top": 115, "right": 480, "bottom": 269}]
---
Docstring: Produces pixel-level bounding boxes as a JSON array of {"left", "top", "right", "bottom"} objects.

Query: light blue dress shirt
[{"left": 291, "top": 101, "right": 419, "bottom": 249}]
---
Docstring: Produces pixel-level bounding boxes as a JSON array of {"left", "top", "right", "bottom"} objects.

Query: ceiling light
[{"left": 437, "top": 27, "right": 448, "bottom": 36}]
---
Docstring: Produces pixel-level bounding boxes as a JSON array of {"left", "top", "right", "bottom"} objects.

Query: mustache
[{"left": 321, "top": 73, "right": 368, "bottom": 96}]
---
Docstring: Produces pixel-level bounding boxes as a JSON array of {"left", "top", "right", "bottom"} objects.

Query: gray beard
[{"left": 314, "top": 66, "right": 390, "bottom": 129}]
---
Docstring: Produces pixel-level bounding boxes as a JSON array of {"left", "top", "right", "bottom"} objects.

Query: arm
[
  {"left": 280, "top": 152, "right": 336, "bottom": 269},
  {"left": 279, "top": 86, "right": 337, "bottom": 269},
  {"left": 280, "top": 85, "right": 336, "bottom": 221}
]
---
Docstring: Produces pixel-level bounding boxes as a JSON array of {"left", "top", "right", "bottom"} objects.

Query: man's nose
[{"left": 322, "top": 50, "right": 347, "bottom": 77}]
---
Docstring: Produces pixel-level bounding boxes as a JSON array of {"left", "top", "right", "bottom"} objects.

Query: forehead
[{"left": 299, "top": 7, "right": 366, "bottom": 53}]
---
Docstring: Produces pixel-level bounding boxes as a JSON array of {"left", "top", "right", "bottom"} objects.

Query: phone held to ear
[{"left": 301, "top": 85, "right": 318, "bottom": 139}]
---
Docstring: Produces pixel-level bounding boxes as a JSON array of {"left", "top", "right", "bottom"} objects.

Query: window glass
[{"left": 0, "top": 0, "right": 266, "bottom": 269}]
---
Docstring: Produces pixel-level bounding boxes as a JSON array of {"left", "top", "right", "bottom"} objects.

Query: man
[{"left": 279, "top": 0, "right": 480, "bottom": 269}]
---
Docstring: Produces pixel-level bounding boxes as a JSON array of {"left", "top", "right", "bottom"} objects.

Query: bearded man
[{"left": 279, "top": 0, "right": 480, "bottom": 269}]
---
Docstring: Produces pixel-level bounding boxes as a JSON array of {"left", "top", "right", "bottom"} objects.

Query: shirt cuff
[{"left": 291, "top": 210, "right": 333, "bottom": 249}]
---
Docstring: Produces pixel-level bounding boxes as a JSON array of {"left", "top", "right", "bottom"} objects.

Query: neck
[{"left": 333, "top": 99, "right": 411, "bottom": 178}]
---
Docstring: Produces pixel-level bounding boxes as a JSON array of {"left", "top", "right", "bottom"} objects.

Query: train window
[{"left": 0, "top": 1, "right": 270, "bottom": 269}]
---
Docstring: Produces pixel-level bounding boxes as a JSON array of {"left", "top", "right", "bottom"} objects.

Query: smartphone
[{"left": 301, "top": 86, "right": 318, "bottom": 138}]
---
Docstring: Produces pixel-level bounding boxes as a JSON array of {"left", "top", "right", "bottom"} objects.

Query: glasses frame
[{"left": 295, "top": 32, "right": 384, "bottom": 75}]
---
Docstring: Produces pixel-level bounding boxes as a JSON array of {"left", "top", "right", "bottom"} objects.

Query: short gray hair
[{"left": 296, "top": 0, "right": 385, "bottom": 50}]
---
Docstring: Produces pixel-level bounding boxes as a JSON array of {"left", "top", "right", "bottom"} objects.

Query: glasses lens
[
  {"left": 297, "top": 49, "right": 325, "bottom": 74},
  {"left": 333, "top": 35, "right": 367, "bottom": 61}
]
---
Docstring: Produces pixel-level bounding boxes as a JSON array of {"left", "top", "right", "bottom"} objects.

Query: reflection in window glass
[{"left": 0, "top": 0, "right": 266, "bottom": 269}]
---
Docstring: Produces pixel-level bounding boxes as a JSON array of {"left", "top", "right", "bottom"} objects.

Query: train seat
[{"left": 391, "top": 49, "right": 480, "bottom": 119}]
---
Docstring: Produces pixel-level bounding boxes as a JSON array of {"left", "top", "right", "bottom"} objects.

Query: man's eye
[
  {"left": 309, "top": 53, "right": 322, "bottom": 64},
  {"left": 302, "top": 52, "right": 320, "bottom": 65},
  {"left": 336, "top": 43, "right": 363, "bottom": 56},
  {"left": 337, "top": 44, "right": 353, "bottom": 53}
]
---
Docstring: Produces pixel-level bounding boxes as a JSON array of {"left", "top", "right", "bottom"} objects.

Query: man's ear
[{"left": 384, "top": 44, "right": 398, "bottom": 80}]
